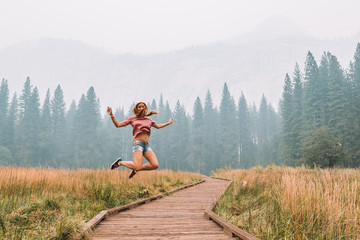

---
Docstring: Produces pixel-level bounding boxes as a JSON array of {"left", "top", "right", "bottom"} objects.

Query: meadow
[
  {"left": 0, "top": 167, "right": 202, "bottom": 239},
  {"left": 213, "top": 165, "right": 360, "bottom": 239}
]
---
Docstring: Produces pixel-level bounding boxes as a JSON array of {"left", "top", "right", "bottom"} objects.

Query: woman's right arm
[
  {"left": 107, "top": 106, "right": 128, "bottom": 128},
  {"left": 111, "top": 117, "right": 128, "bottom": 128}
]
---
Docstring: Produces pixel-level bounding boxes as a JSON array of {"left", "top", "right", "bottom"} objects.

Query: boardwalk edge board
[
  {"left": 76, "top": 179, "right": 205, "bottom": 239},
  {"left": 204, "top": 177, "right": 261, "bottom": 240}
]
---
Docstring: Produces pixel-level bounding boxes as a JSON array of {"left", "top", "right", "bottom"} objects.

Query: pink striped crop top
[{"left": 125, "top": 116, "right": 156, "bottom": 139}]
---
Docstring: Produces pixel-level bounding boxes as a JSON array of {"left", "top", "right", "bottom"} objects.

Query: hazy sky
[{"left": 1, "top": 0, "right": 359, "bottom": 54}]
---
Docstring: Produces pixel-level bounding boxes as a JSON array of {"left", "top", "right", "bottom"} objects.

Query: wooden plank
[
  {"left": 105, "top": 217, "right": 208, "bottom": 222},
  {"left": 95, "top": 228, "right": 225, "bottom": 233},
  {"left": 205, "top": 208, "right": 260, "bottom": 240},
  {"left": 93, "top": 231, "right": 227, "bottom": 236},
  {"left": 86, "top": 177, "right": 260, "bottom": 240},
  {"left": 91, "top": 235, "right": 235, "bottom": 240},
  {"left": 98, "top": 221, "right": 218, "bottom": 226},
  {"left": 105, "top": 179, "right": 206, "bottom": 215},
  {"left": 81, "top": 210, "right": 108, "bottom": 232},
  {"left": 94, "top": 225, "right": 223, "bottom": 231},
  {"left": 78, "top": 179, "right": 205, "bottom": 236}
]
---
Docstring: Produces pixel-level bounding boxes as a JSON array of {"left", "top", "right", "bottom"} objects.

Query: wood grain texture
[{"left": 89, "top": 177, "right": 238, "bottom": 240}]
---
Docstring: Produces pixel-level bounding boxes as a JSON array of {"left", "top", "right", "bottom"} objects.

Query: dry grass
[
  {"left": 213, "top": 165, "right": 360, "bottom": 239},
  {"left": 0, "top": 167, "right": 202, "bottom": 239}
]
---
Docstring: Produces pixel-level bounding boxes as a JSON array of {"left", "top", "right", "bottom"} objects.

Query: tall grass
[
  {"left": 0, "top": 167, "right": 202, "bottom": 239},
  {"left": 213, "top": 165, "right": 360, "bottom": 239}
]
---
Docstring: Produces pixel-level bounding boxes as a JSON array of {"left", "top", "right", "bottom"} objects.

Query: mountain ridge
[{"left": 1, "top": 20, "right": 359, "bottom": 113}]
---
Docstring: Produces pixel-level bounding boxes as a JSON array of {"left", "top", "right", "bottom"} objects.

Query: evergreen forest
[
  {"left": 280, "top": 43, "right": 360, "bottom": 168},
  {"left": 1, "top": 43, "right": 359, "bottom": 174}
]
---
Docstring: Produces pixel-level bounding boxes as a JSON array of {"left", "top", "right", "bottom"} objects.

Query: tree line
[
  {"left": 280, "top": 43, "right": 360, "bottom": 168},
  {"left": 3, "top": 43, "right": 359, "bottom": 172},
  {"left": 0, "top": 78, "right": 280, "bottom": 174}
]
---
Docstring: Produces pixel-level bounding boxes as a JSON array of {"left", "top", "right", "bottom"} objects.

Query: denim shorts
[{"left": 132, "top": 140, "right": 152, "bottom": 154}]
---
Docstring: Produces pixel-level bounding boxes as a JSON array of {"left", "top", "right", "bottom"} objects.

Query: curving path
[{"left": 89, "top": 177, "right": 238, "bottom": 240}]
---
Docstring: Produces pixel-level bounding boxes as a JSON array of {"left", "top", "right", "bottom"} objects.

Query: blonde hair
[{"left": 132, "top": 102, "right": 158, "bottom": 118}]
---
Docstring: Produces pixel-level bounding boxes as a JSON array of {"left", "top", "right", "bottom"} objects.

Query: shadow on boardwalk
[{"left": 89, "top": 177, "right": 237, "bottom": 240}]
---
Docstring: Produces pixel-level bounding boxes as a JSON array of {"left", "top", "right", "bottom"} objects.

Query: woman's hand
[
  {"left": 107, "top": 106, "right": 127, "bottom": 128},
  {"left": 153, "top": 119, "right": 174, "bottom": 129},
  {"left": 107, "top": 107, "right": 113, "bottom": 116}
]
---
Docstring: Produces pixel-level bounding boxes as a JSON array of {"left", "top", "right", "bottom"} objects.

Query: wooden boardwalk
[{"left": 90, "top": 177, "right": 238, "bottom": 240}]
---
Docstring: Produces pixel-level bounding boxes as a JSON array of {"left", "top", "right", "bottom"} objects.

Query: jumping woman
[{"left": 107, "top": 102, "right": 173, "bottom": 178}]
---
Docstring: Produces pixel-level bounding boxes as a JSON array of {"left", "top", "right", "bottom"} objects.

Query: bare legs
[
  {"left": 140, "top": 151, "right": 159, "bottom": 170},
  {"left": 119, "top": 151, "right": 159, "bottom": 172}
]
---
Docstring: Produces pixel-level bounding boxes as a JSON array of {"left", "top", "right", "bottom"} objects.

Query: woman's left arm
[{"left": 153, "top": 118, "right": 174, "bottom": 129}]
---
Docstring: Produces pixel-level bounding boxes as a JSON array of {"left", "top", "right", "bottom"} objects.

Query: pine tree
[
  {"left": 86, "top": 86, "right": 102, "bottom": 167},
  {"left": 267, "top": 103, "right": 281, "bottom": 165},
  {"left": 291, "top": 63, "right": 303, "bottom": 162},
  {"left": 343, "top": 62, "right": 356, "bottom": 166},
  {"left": 85, "top": 87, "right": 101, "bottom": 129},
  {"left": 256, "top": 95, "right": 281, "bottom": 166},
  {"left": 353, "top": 43, "right": 360, "bottom": 97},
  {"left": 161, "top": 100, "right": 173, "bottom": 169},
  {"left": 19, "top": 77, "right": 32, "bottom": 119},
  {"left": 327, "top": 54, "right": 347, "bottom": 139},
  {"left": 219, "top": 83, "right": 238, "bottom": 168},
  {"left": 39, "top": 89, "right": 53, "bottom": 166},
  {"left": 156, "top": 95, "right": 167, "bottom": 169},
  {"left": 303, "top": 51, "right": 321, "bottom": 133},
  {"left": 237, "top": 92, "right": 252, "bottom": 168},
  {"left": 41, "top": 89, "right": 52, "bottom": 132},
  {"left": 65, "top": 100, "right": 77, "bottom": 134},
  {"left": 71, "top": 87, "right": 102, "bottom": 168},
  {"left": 318, "top": 52, "right": 331, "bottom": 126},
  {"left": 257, "top": 95, "right": 271, "bottom": 166},
  {"left": 71, "top": 94, "right": 87, "bottom": 167},
  {"left": 193, "top": 97, "right": 203, "bottom": 129},
  {"left": 65, "top": 100, "right": 77, "bottom": 167},
  {"left": 248, "top": 103, "right": 258, "bottom": 166},
  {"left": 203, "top": 90, "right": 217, "bottom": 173},
  {"left": 279, "top": 73, "right": 294, "bottom": 164},
  {"left": 0, "top": 84, "right": 14, "bottom": 165},
  {"left": 3, "top": 93, "right": 18, "bottom": 160},
  {"left": 52, "top": 85, "right": 66, "bottom": 136},
  {"left": 51, "top": 85, "right": 67, "bottom": 166},
  {"left": 0, "top": 79, "right": 9, "bottom": 145},
  {"left": 168, "top": 101, "right": 189, "bottom": 171},
  {"left": 279, "top": 68, "right": 304, "bottom": 166},
  {"left": 190, "top": 96, "right": 204, "bottom": 173},
  {"left": 18, "top": 87, "right": 41, "bottom": 166},
  {"left": 347, "top": 43, "right": 360, "bottom": 166},
  {"left": 249, "top": 103, "right": 258, "bottom": 145},
  {"left": 258, "top": 95, "right": 269, "bottom": 145},
  {"left": 16, "top": 78, "right": 33, "bottom": 165}
]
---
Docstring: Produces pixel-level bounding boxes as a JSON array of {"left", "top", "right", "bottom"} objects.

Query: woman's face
[{"left": 137, "top": 103, "right": 146, "bottom": 111}]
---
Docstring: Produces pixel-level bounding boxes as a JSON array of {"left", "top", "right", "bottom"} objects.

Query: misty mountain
[{"left": 0, "top": 16, "right": 359, "bottom": 113}]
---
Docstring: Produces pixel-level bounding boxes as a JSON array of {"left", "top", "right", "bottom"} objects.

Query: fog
[
  {"left": 1, "top": 0, "right": 360, "bottom": 173},
  {"left": 0, "top": 0, "right": 360, "bottom": 112},
  {"left": 1, "top": 0, "right": 359, "bottom": 54}
]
